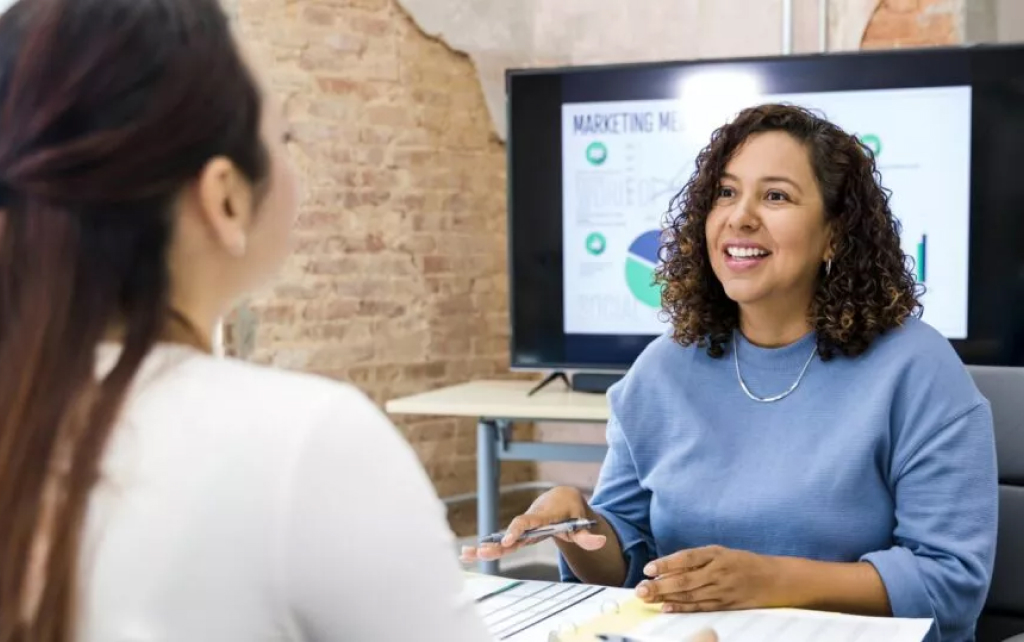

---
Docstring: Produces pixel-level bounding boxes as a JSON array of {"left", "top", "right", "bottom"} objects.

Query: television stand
[
  {"left": 527, "top": 371, "right": 624, "bottom": 396},
  {"left": 527, "top": 371, "right": 570, "bottom": 396}
]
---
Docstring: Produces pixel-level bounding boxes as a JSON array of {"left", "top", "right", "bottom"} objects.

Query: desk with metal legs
[{"left": 386, "top": 380, "right": 610, "bottom": 574}]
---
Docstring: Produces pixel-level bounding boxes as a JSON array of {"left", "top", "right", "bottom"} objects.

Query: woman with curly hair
[{"left": 464, "top": 104, "right": 997, "bottom": 642}]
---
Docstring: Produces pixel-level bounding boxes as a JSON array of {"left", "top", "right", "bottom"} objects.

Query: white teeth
[{"left": 727, "top": 246, "right": 769, "bottom": 258}]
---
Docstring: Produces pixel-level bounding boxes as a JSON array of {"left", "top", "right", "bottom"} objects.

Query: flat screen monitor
[{"left": 507, "top": 44, "right": 1024, "bottom": 371}]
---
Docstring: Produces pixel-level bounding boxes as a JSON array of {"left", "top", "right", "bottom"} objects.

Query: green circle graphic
[
  {"left": 586, "top": 141, "right": 608, "bottom": 166},
  {"left": 585, "top": 232, "right": 606, "bottom": 256},
  {"left": 860, "top": 134, "right": 882, "bottom": 157}
]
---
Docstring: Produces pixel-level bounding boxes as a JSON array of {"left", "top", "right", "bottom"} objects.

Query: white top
[
  {"left": 385, "top": 380, "right": 610, "bottom": 422},
  {"left": 79, "top": 344, "right": 491, "bottom": 642}
]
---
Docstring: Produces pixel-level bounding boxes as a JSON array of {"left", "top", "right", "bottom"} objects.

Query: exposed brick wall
[
  {"left": 862, "top": 0, "right": 961, "bottom": 48},
  {"left": 229, "top": 0, "right": 534, "bottom": 535}
]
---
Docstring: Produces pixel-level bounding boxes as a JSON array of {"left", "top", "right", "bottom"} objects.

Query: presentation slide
[{"left": 561, "top": 86, "right": 972, "bottom": 340}]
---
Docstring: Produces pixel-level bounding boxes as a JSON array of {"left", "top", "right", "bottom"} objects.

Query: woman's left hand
[{"left": 635, "top": 545, "right": 784, "bottom": 612}]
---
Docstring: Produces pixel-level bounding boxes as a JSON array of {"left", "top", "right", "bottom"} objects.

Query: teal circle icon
[
  {"left": 586, "top": 141, "right": 608, "bottom": 166},
  {"left": 585, "top": 232, "right": 606, "bottom": 256},
  {"left": 860, "top": 134, "right": 882, "bottom": 157}
]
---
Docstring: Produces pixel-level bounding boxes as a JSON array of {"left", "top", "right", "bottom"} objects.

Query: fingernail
[
  {"left": 663, "top": 604, "right": 674, "bottom": 613},
  {"left": 636, "top": 584, "right": 649, "bottom": 598},
  {"left": 644, "top": 563, "right": 656, "bottom": 576}
]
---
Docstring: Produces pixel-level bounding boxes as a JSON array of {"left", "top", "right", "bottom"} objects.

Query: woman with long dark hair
[{"left": 0, "top": 0, "right": 499, "bottom": 639}]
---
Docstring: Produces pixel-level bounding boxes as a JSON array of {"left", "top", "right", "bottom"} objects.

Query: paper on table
[
  {"left": 468, "top": 577, "right": 933, "bottom": 642},
  {"left": 461, "top": 572, "right": 522, "bottom": 602},
  {"left": 627, "top": 607, "right": 932, "bottom": 642},
  {"left": 474, "top": 578, "right": 636, "bottom": 642}
]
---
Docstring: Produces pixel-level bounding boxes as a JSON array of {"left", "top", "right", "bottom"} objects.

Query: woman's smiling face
[{"left": 705, "top": 130, "right": 831, "bottom": 311}]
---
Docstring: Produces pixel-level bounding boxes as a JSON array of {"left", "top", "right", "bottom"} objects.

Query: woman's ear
[{"left": 195, "top": 156, "right": 254, "bottom": 258}]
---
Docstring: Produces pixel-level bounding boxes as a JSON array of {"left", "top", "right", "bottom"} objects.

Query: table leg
[{"left": 477, "top": 419, "right": 500, "bottom": 575}]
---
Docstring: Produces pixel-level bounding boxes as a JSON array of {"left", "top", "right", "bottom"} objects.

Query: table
[{"left": 385, "top": 380, "right": 611, "bottom": 574}]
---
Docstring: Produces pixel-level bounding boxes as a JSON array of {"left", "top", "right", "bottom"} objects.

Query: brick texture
[
  {"left": 862, "top": 0, "right": 960, "bottom": 48},
  {"left": 228, "top": 0, "right": 534, "bottom": 536}
]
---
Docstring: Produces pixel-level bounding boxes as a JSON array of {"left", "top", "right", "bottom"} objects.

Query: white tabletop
[{"left": 384, "top": 380, "right": 610, "bottom": 423}]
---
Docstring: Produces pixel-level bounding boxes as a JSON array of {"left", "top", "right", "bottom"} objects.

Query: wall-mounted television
[{"left": 507, "top": 44, "right": 1024, "bottom": 372}]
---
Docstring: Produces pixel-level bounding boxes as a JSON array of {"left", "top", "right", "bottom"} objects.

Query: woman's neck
[
  {"left": 166, "top": 309, "right": 214, "bottom": 353},
  {"left": 738, "top": 305, "right": 813, "bottom": 348}
]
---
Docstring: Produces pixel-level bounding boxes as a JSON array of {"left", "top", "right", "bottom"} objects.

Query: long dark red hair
[{"left": 0, "top": 0, "right": 268, "bottom": 639}]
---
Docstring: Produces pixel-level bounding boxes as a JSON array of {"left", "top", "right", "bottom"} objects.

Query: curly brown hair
[{"left": 655, "top": 103, "right": 922, "bottom": 360}]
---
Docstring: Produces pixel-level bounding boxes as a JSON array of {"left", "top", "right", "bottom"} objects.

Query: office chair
[{"left": 968, "top": 366, "right": 1024, "bottom": 642}]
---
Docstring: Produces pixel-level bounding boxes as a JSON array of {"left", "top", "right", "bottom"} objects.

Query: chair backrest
[{"left": 968, "top": 366, "right": 1024, "bottom": 642}]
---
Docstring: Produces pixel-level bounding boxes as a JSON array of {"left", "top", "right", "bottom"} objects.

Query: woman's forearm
[
  {"left": 775, "top": 557, "right": 891, "bottom": 616},
  {"left": 556, "top": 507, "right": 629, "bottom": 587}
]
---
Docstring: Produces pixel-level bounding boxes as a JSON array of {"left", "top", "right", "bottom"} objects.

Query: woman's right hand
[{"left": 460, "top": 486, "right": 607, "bottom": 563}]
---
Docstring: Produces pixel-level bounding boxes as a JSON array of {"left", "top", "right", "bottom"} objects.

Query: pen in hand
[{"left": 478, "top": 518, "right": 598, "bottom": 545}]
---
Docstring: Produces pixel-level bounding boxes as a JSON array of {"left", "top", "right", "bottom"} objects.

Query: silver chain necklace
[{"left": 733, "top": 336, "right": 818, "bottom": 403}]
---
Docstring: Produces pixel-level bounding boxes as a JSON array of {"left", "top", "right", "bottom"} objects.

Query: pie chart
[{"left": 625, "top": 230, "right": 662, "bottom": 308}]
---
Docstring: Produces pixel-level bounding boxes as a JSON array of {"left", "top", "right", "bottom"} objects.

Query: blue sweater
[{"left": 560, "top": 318, "right": 997, "bottom": 642}]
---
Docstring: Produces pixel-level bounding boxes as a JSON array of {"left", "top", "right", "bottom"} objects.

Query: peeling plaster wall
[
  {"left": 397, "top": 0, "right": 883, "bottom": 140},
  {"left": 996, "top": 0, "right": 1024, "bottom": 42}
]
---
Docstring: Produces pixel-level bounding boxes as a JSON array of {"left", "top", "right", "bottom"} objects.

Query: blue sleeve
[
  {"left": 860, "top": 402, "right": 997, "bottom": 642},
  {"left": 558, "top": 412, "right": 655, "bottom": 588}
]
